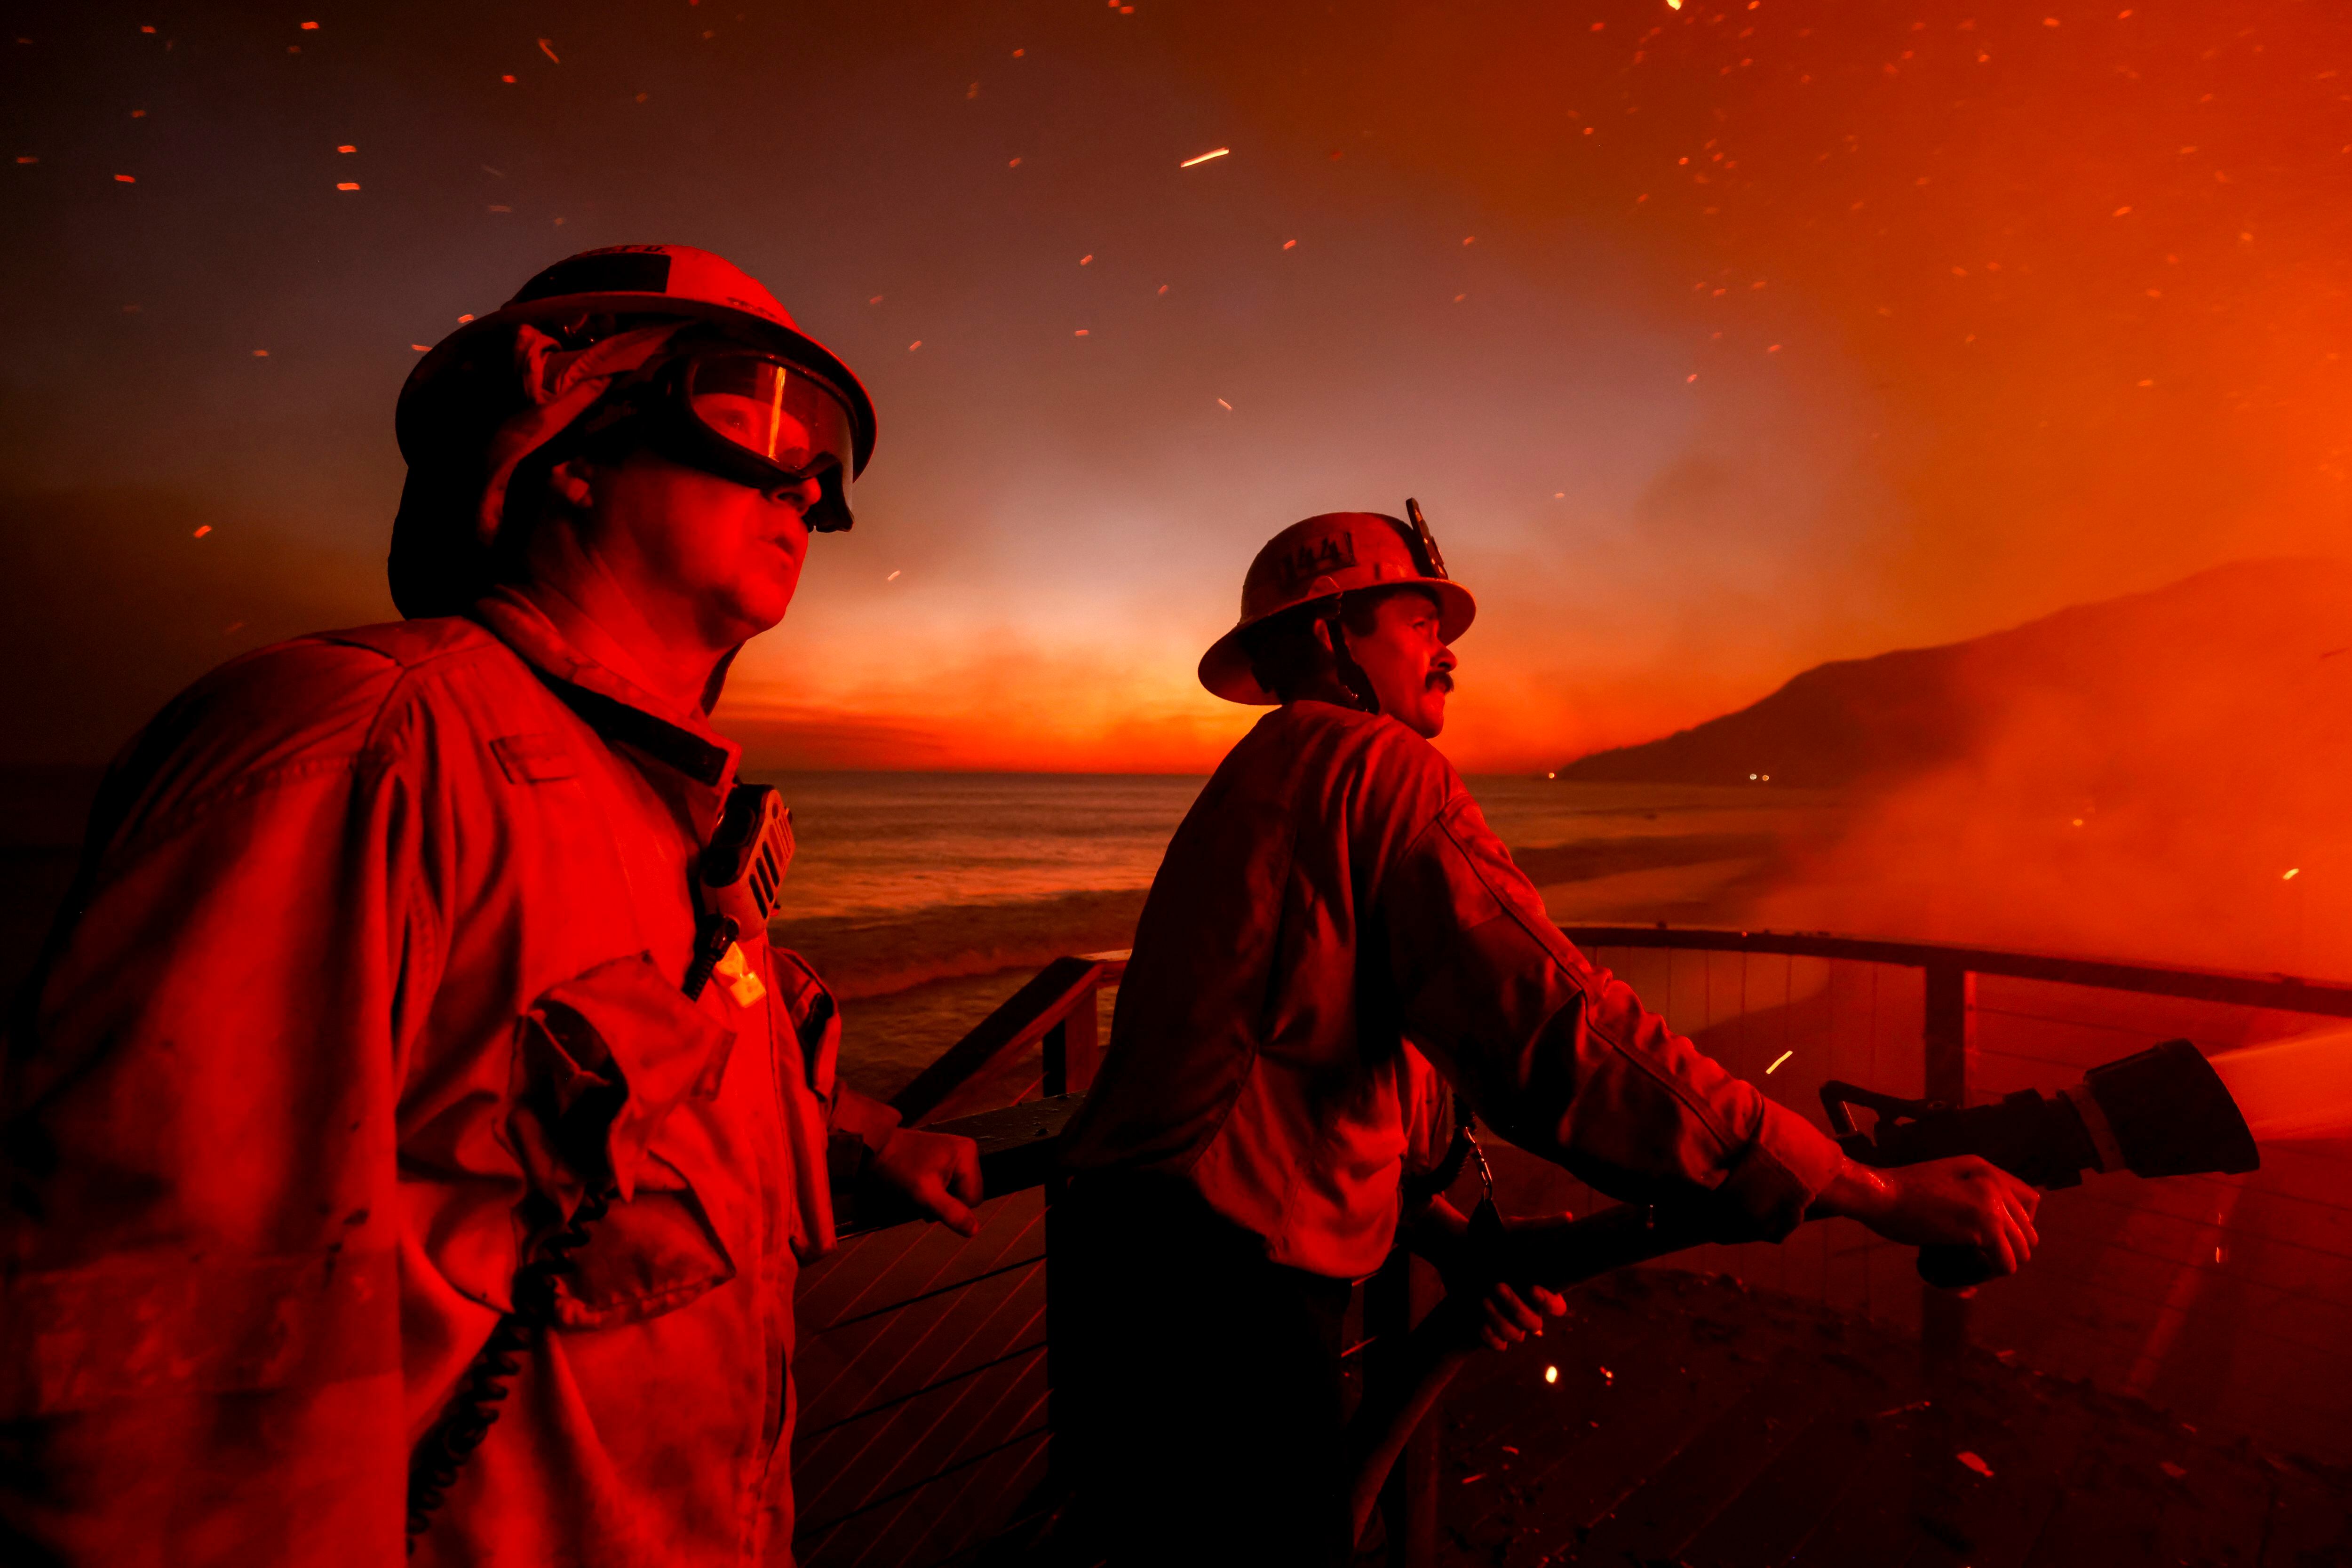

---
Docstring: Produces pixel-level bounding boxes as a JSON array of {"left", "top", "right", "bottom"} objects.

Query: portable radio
[{"left": 684, "top": 784, "right": 794, "bottom": 1000}]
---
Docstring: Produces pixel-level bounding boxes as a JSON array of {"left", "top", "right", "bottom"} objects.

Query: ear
[
  {"left": 1311, "top": 616, "right": 1338, "bottom": 655},
  {"left": 544, "top": 457, "right": 598, "bottom": 516}
]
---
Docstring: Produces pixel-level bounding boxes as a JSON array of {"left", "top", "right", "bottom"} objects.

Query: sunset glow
[{"left": 4, "top": 3, "right": 2348, "bottom": 778}]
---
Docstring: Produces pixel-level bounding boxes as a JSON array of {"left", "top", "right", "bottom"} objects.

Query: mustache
[{"left": 1427, "top": 670, "right": 1455, "bottom": 694}]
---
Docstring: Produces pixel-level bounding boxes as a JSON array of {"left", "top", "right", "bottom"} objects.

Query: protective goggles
[{"left": 587, "top": 345, "right": 862, "bottom": 532}]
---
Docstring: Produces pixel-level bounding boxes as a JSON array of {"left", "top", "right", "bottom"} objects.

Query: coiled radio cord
[{"left": 403, "top": 1182, "right": 616, "bottom": 1553}]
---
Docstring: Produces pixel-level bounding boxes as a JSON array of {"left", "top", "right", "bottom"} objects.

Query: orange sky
[{"left": 6, "top": 2, "right": 2349, "bottom": 772}]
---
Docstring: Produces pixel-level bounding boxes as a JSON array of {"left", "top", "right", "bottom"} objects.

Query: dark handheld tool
[
  {"left": 1823, "top": 1038, "right": 2258, "bottom": 1286},
  {"left": 1346, "top": 1038, "right": 2262, "bottom": 1545}
]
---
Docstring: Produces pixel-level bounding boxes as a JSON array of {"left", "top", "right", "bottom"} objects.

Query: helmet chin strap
[{"left": 1323, "top": 592, "right": 1382, "bottom": 716}]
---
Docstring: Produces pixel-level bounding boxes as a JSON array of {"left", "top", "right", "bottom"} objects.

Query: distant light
[
  {"left": 1180, "top": 147, "right": 1230, "bottom": 168},
  {"left": 1766, "top": 1050, "right": 1794, "bottom": 1075},
  {"left": 1543, "top": 1365, "right": 1559, "bottom": 1384},
  {"left": 2285, "top": 868, "right": 2302, "bottom": 881}
]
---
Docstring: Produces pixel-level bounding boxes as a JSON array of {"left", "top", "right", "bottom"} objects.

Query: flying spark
[
  {"left": 1179, "top": 147, "right": 1230, "bottom": 168},
  {"left": 2285, "top": 868, "right": 2301, "bottom": 880},
  {"left": 538, "top": 38, "right": 559, "bottom": 64},
  {"left": 1216, "top": 398, "right": 1232, "bottom": 411},
  {"left": 1766, "top": 1050, "right": 1794, "bottom": 1074},
  {"left": 887, "top": 570, "right": 901, "bottom": 581},
  {"left": 1543, "top": 1366, "right": 1558, "bottom": 1384}
]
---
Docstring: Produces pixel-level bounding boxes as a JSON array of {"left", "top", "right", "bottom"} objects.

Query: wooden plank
[
  {"left": 796, "top": 1345, "right": 1047, "bottom": 1531},
  {"left": 798, "top": 1191, "right": 1046, "bottom": 1336},
  {"left": 1676, "top": 1406, "right": 1883, "bottom": 1568},
  {"left": 795, "top": 1260, "right": 1044, "bottom": 1442},
  {"left": 1575, "top": 1348, "right": 1862, "bottom": 1564},
  {"left": 794, "top": 1426, "right": 1048, "bottom": 1568}
]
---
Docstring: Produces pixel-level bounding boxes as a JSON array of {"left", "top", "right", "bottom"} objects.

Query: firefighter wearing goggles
[{"left": 1, "top": 245, "right": 983, "bottom": 1567}]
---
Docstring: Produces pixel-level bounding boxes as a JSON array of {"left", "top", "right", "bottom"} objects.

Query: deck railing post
[
  {"left": 1041, "top": 972, "right": 1100, "bottom": 1526},
  {"left": 1920, "top": 961, "right": 1975, "bottom": 1366}
]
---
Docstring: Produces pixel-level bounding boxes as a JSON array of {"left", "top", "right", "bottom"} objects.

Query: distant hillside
[{"left": 1561, "top": 558, "right": 2352, "bottom": 788}]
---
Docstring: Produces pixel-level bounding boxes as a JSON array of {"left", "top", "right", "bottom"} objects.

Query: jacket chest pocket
[
  {"left": 513, "top": 955, "right": 744, "bottom": 1329},
  {"left": 551, "top": 1152, "right": 739, "bottom": 1329}
]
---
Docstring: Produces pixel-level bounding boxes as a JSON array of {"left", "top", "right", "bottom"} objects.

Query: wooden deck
[{"left": 1407, "top": 1267, "right": 2352, "bottom": 1568}]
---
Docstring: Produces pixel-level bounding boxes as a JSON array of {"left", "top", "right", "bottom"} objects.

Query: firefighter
[
  {"left": 0, "top": 245, "right": 981, "bottom": 1565},
  {"left": 1054, "top": 508, "right": 2042, "bottom": 1567}
]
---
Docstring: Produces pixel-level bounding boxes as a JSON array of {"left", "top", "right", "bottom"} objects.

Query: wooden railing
[{"left": 795, "top": 929, "right": 2352, "bottom": 1568}]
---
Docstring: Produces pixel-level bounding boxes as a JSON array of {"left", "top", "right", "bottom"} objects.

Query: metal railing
[{"left": 792, "top": 929, "right": 2352, "bottom": 1567}]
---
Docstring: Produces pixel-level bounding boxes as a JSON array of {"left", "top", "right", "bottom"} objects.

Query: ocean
[{"left": 749, "top": 771, "right": 1843, "bottom": 1100}]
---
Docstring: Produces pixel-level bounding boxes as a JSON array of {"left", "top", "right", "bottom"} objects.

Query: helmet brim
[{"left": 1198, "top": 577, "right": 1476, "bottom": 705}]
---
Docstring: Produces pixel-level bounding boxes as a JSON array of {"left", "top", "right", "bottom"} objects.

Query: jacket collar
[{"left": 471, "top": 587, "right": 739, "bottom": 792}]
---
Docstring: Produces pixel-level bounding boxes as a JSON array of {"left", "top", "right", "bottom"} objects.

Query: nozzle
[
  {"left": 2081, "top": 1038, "right": 2260, "bottom": 1179},
  {"left": 1821, "top": 1037, "right": 2260, "bottom": 1191}
]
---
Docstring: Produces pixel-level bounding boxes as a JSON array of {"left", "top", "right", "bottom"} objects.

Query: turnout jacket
[
  {"left": 1060, "top": 700, "right": 1847, "bottom": 1280},
  {"left": 0, "top": 588, "right": 884, "bottom": 1566}
]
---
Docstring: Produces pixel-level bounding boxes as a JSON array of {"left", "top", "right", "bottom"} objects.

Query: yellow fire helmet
[{"left": 1198, "top": 502, "right": 1477, "bottom": 704}]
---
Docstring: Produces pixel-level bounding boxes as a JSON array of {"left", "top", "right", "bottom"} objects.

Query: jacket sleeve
[
  {"left": 1376, "top": 791, "right": 1846, "bottom": 1241},
  {"left": 0, "top": 646, "right": 431, "bottom": 1566}
]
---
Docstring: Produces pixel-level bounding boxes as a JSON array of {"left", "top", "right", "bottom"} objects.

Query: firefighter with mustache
[{"left": 1054, "top": 505, "right": 2042, "bottom": 1566}]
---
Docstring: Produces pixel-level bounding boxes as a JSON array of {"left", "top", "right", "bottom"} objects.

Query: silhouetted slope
[{"left": 1560, "top": 558, "right": 2352, "bottom": 788}]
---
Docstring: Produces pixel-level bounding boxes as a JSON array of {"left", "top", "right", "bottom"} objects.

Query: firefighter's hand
[
  {"left": 1814, "top": 1155, "right": 2041, "bottom": 1276},
  {"left": 871, "top": 1127, "right": 984, "bottom": 1238},
  {"left": 1475, "top": 1281, "right": 1568, "bottom": 1353}
]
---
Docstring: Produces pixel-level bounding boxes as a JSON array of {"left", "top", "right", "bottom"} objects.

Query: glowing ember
[
  {"left": 1543, "top": 1366, "right": 1558, "bottom": 1384},
  {"left": 1178, "top": 148, "right": 1230, "bottom": 168},
  {"left": 1957, "top": 1450, "right": 1995, "bottom": 1477},
  {"left": 191, "top": 525, "right": 211, "bottom": 538}
]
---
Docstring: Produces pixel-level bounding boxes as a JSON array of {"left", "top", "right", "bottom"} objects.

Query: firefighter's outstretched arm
[{"left": 1379, "top": 788, "right": 2033, "bottom": 1271}]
